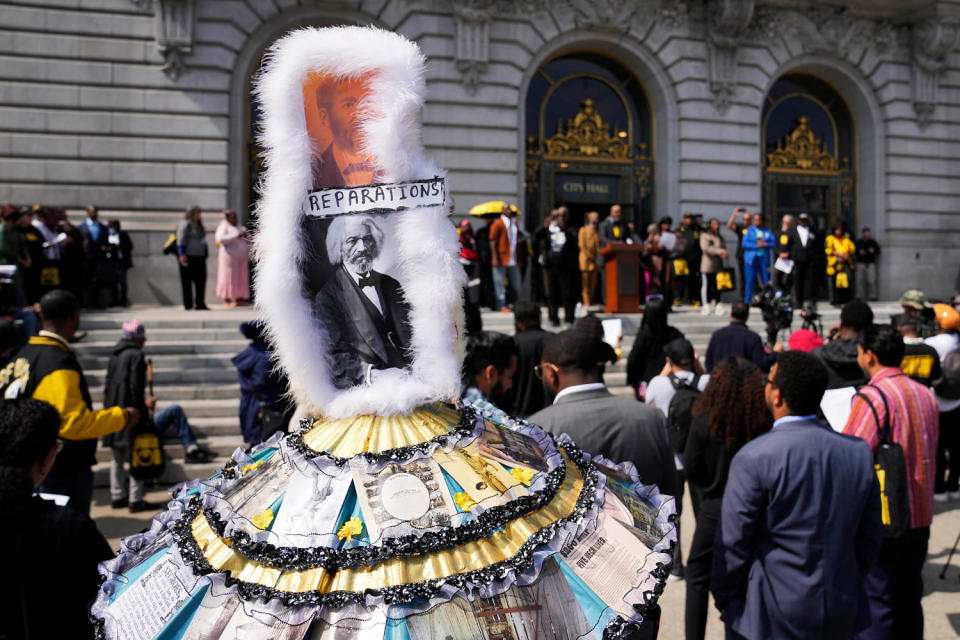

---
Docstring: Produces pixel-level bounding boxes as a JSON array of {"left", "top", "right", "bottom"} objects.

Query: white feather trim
[{"left": 252, "top": 26, "right": 465, "bottom": 418}]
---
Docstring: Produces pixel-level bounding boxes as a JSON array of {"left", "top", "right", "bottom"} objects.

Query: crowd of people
[
  {"left": 461, "top": 287, "right": 959, "bottom": 639},
  {"left": 0, "top": 197, "right": 957, "bottom": 638},
  {"left": 0, "top": 202, "right": 254, "bottom": 313},
  {"left": 459, "top": 203, "right": 887, "bottom": 332},
  {"left": 0, "top": 204, "right": 134, "bottom": 311}
]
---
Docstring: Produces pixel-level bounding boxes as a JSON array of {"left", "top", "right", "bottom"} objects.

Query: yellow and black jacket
[{"left": 0, "top": 332, "right": 126, "bottom": 474}]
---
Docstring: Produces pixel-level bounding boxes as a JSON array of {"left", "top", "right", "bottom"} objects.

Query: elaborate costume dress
[{"left": 90, "top": 26, "right": 677, "bottom": 640}]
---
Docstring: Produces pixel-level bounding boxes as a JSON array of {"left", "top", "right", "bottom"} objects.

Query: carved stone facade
[
  {"left": 911, "top": 18, "right": 960, "bottom": 128},
  {"left": 1, "top": 0, "right": 958, "bottom": 301}
]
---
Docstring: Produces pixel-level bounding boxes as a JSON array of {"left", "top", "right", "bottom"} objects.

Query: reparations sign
[{"left": 303, "top": 177, "right": 446, "bottom": 218}]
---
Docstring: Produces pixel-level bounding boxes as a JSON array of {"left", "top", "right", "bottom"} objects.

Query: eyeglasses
[{"left": 533, "top": 363, "right": 559, "bottom": 379}]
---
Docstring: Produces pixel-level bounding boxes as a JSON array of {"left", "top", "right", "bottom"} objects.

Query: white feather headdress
[{"left": 253, "top": 26, "right": 465, "bottom": 418}]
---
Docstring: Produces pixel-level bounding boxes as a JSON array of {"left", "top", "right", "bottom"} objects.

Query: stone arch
[
  {"left": 226, "top": 6, "right": 386, "bottom": 217},
  {"left": 762, "top": 54, "right": 886, "bottom": 246},
  {"left": 518, "top": 31, "right": 681, "bottom": 219}
]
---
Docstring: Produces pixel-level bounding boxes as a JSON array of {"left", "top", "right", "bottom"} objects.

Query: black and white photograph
[
  {"left": 404, "top": 558, "right": 598, "bottom": 640},
  {"left": 602, "top": 483, "right": 663, "bottom": 551},
  {"left": 475, "top": 422, "right": 550, "bottom": 473},
  {"left": 269, "top": 468, "right": 354, "bottom": 547},
  {"left": 220, "top": 455, "right": 298, "bottom": 524},
  {"left": 307, "top": 609, "right": 387, "bottom": 639},
  {"left": 351, "top": 459, "right": 456, "bottom": 543},
  {"left": 304, "top": 214, "right": 414, "bottom": 390}
]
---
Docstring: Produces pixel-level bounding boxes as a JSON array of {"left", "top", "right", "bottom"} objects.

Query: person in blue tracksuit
[{"left": 741, "top": 214, "right": 775, "bottom": 303}]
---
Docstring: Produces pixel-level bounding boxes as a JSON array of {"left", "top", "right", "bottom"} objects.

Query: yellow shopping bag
[
  {"left": 836, "top": 271, "right": 849, "bottom": 289},
  {"left": 39, "top": 266, "right": 60, "bottom": 287},
  {"left": 716, "top": 269, "right": 734, "bottom": 291},
  {"left": 673, "top": 259, "right": 689, "bottom": 276}
]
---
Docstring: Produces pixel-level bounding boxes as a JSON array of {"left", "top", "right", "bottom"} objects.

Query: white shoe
[
  {"left": 701, "top": 306, "right": 711, "bottom": 316},
  {"left": 934, "top": 492, "right": 949, "bottom": 503},
  {"left": 714, "top": 303, "right": 725, "bottom": 316}
]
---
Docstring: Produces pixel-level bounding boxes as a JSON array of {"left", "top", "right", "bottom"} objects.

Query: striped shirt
[{"left": 842, "top": 367, "right": 939, "bottom": 528}]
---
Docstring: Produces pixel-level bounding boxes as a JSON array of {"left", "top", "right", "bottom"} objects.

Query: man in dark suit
[
  {"left": 310, "top": 76, "right": 376, "bottom": 189},
  {"left": 509, "top": 301, "right": 552, "bottom": 417},
  {"left": 598, "top": 203, "right": 632, "bottom": 247},
  {"left": 314, "top": 216, "right": 412, "bottom": 388},
  {"left": 77, "top": 205, "right": 111, "bottom": 308},
  {"left": 789, "top": 212, "right": 817, "bottom": 306},
  {"left": 528, "top": 329, "right": 676, "bottom": 640},
  {"left": 711, "top": 350, "right": 882, "bottom": 640},
  {"left": 773, "top": 214, "right": 794, "bottom": 293},
  {"left": 528, "top": 330, "right": 679, "bottom": 499},
  {"left": 704, "top": 302, "right": 779, "bottom": 372}
]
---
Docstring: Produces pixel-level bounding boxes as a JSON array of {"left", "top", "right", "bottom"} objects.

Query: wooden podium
[{"left": 600, "top": 243, "right": 645, "bottom": 313}]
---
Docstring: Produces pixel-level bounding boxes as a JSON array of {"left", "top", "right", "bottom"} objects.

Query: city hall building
[{"left": 1, "top": 0, "right": 959, "bottom": 302}]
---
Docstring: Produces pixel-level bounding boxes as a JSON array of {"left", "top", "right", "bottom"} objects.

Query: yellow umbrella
[{"left": 468, "top": 200, "right": 520, "bottom": 217}]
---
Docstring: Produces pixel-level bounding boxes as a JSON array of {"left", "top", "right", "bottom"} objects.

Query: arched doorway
[
  {"left": 228, "top": 8, "right": 378, "bottom": 223},
  {"left": 762, "top": 72, "right": 857, "bottom": 239},
  {"left": 524, "top": 53, "right": 654, "bottom": 231}
]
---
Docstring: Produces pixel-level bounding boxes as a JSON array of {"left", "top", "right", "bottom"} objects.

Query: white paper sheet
[
  {"left": 774, "top": 257, "right": 794, "bottom": 274},
  {"left": 658, "top": 231, "right": 676, "bottom": 251},
  {"left": 602, "top": 318, "right": 622, "bottom": 350},
  {"left": 821, "top": 386, "right": 856, "bottom": 431}
]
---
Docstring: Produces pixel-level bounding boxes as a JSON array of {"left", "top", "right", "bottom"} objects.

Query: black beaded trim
[
  {"left": 172, "top": 442, "right": 600, "bottom": 608},
  {"left": 203, "top": 461, "right": 566, "bottom": 572},
  {"left": 285, "top": 404, "right": 482, "bottom": 467},
  {"left": 603, "top": 617, "right": 641, "bottom": 639}
]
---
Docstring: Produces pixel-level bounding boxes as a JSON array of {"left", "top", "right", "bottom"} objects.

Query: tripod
[{"left": 940, "top": 528, "right": 960, "bottom": 581}]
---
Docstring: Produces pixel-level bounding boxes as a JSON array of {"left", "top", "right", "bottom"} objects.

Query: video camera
[
  {"left": 799, "top": 301, "right": 823, "bottom": 337},
  {"left": 751, "top": 284, "right": 793, "bottom": 345}
]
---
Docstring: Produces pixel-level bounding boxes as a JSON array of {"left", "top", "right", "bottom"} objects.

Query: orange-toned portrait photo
[{"left": 302, "top": 72, "right": 379, "bottom": 188}]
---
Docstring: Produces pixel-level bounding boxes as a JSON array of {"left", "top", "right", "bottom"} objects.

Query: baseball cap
[
  {"left": 788, "top": 328, "right": 823, "bottom": 352},
  {"left": 798, "top": 213, "right": 810, "bottom": 220},
  {"left": 933, "top": 303, "right": 960, "bottom": 331},
  {"left": 900, "top": 289, "right": 926, "bottom": 310},
  {"left": 121, "top": 320, "right": 146, "bottom": 342},
  {"left": 664, "top": 338, "right": 695, "bottom": 366}
]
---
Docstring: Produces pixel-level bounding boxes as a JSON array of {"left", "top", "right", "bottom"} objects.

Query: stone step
[
  {"left": 73, "top": 334, "right": 247, "bottom": 351},
  {"left": 153, "top": 398, "right": 239, "bottom": 419},
  {"left": 80, "top": 316, "right": 253, "bottom": 330},
  {"left": 84, "top": 367, "right": 238, "bottom": 387},
  {"left": 94, "top": 433, "right": 243, "bottom": 464},
  {"left": 93, "top": 458, "right": 226, "bottom": 488},
  {"left": 88, "top": 383, "right": 240, "bottom": 402},
  {"left": 78, "top": 352, "right": 238, "bottom": 371}
]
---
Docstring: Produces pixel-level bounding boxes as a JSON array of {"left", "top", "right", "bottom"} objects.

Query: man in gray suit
[
  {"left": 527, "top": 330, "right": 679, "bottom": 501},
  {"left": 711, "top": 350, "right": 882, "bottom": 640}
]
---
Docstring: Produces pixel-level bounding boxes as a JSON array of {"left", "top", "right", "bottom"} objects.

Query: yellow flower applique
[
  {"left": 240, "top": 459, "right": 264, "bottom": 476},
  {"left": 251, "top": 508, "right": 274, "bottom": 530},
  {"left": 510, "top": 466, "right": 535, "bottom": 487},
  {"left": 337, "top": 517, "right": 364, "bottom": 542},
  {"left": 454, "top": 492, "right": 477, "bottom": 511}
]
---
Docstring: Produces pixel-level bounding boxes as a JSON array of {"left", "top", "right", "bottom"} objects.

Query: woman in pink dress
[{"left": 214, "top": 209, "right": 250, "bottom": 307}]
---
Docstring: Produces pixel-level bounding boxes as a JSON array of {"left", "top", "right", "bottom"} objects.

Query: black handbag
[
  {"left": 855, "top": 382, "right": 911, "bottom": 539},
  {"left": 258, "top": 398, "right": 289, "bottom": 440}
]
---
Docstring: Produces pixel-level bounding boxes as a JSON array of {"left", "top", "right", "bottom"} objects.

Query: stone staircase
[
  {"left": 78, "top": 307, "right": 257, "bottom": 487},
  {"left": 78, "top": 300, "right": 903, "bottom": 487}
]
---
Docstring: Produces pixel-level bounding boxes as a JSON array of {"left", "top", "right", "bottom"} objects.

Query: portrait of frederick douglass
[{"left": 313, "top": 215, "right": 412, "bottom": 389}]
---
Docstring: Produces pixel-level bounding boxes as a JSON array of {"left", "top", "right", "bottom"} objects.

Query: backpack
[
  {"left": 855, "top": 382, "right": 911, "bottom": 539},
  {"left": 936, "top": 350, "right": 960, "bottom": 399},
  {"left": 162, "top": 232, "right": 178, "bottom": 256},
  {"left": 667, "top": 373, "right": 701, "bottom": 453},
  {"left": 129, "top": 419, "right": 166, "bottom": 480}
]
